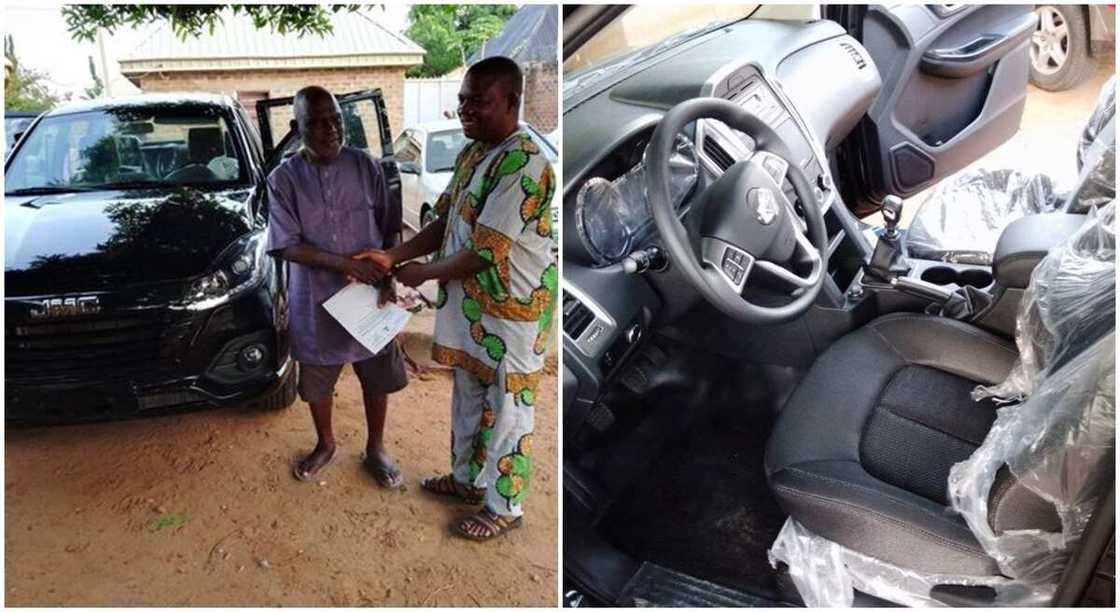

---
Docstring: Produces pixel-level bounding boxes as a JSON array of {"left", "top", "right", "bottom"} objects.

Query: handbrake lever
[{"left": 890, "top": 276, "right": 956, "bottom": 303}]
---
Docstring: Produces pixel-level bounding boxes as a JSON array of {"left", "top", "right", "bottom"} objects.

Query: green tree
[
  {"left": 61, "top": 4, "right": 363, "bottom": 42},
  {"left": 4, "top": 35, "right": 63, "bottom": 112},
  {"left": 405, "top": 4, "right": 516, "bottom": 77},
  {"left": 84, "top": 56, "right": 104, "bottom": 100}
]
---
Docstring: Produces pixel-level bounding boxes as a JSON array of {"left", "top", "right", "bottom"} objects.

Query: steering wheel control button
[
  {"left": 718, "top": 245, "right": 750, "bottom": 286},
  {"left": 750, "top": 188, "right": 781, "bottom": 226},
  {"left": 757, "top": 152, "right": 789, "bottom": 185}
]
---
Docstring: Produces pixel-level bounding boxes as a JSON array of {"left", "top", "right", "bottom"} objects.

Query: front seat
[
  {"left": 764, "top": 314, "right": 1024, "bottom": 576},
  {"left": 765, "top": 203, "right": 1115, "bottom": 586},
  {"left": 165, "top": 127, "right": 221, "bottom": 182}
]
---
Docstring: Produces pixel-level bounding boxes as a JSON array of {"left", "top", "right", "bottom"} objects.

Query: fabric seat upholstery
[{"left": 765, "top": 314, "right": 1020, "bottom": 576}]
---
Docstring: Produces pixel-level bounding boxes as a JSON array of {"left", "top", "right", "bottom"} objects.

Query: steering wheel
[{"left": 647, "top": 97, "right": 828, "bottom": 325}]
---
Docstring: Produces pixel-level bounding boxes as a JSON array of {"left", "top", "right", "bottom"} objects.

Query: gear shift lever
[
  {"left": 881, "top": 195, "right": 903, "bottom": 239},
  {"left": 865, "top": 195, "right": 911, "bottom": 283}
]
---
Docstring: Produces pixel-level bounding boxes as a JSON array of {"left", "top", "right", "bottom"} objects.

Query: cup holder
[
  {"left": 920, "top": 266, "right": 993, "bottom": 288},
  {"left": 958, "top": 269, "right": 993, "bottom": 288},
  {"left": 921, "top": 266, "right": 957, "bottom": 285}
]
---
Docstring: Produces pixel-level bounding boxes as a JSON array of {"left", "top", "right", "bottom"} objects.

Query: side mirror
[{"left": 398, "top": 160, "right": 420, "bottom": 175}]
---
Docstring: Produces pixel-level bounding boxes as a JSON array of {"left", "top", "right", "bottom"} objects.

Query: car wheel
[
  {"left": 258, "top": 364, "right": 298, "bottom": 410},
  {"left": 1029, "top": 5, "right": 1095, "bottom": 92}
]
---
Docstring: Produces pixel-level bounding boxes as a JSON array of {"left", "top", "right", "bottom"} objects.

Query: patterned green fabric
[{"left": 431, "top": 130, "right": 556, "bottom": 387}]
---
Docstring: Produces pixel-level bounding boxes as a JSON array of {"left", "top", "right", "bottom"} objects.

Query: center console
[{"left": 845, "top": 207, "right": 1087, "bottom": 338}]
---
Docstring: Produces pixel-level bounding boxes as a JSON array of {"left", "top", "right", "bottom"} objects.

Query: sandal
[
  {"left": 420, "top": 474, "right": 485, "bottom": 504},
  {"left": 364, "top": 455, "right": 404, "bottom": 489},
  {"left": 292, "top": 448, "right": 335, "bottom": 482},
  {"left": 455, "top": 507, "right": 522, "bottom": 541}
]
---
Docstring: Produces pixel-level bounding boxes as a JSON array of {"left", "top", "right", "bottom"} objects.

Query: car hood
[{"left": 5, "top": 187, "right": 255, "bottom": 297}]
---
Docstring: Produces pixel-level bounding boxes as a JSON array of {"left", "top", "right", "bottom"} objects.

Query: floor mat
[
  {"left": 599, "top": 413, "right": 788, "bottom": 598},
  {"left": 617, "top": 562, "right": 788, "bottom": 607}
]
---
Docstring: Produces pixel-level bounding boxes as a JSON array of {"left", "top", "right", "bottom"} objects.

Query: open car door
[
  {"left": 255, "top": 89, "right": 402, "bottom": 242},
  {"left": 830, "top": 4, "right": 1037, "bottom": 215}
]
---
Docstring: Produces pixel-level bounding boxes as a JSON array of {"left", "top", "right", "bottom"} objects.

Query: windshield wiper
[{"left": 6, "top": 185, "right": 95, "bottom": 196}]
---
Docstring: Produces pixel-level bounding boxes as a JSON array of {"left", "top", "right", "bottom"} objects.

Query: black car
[{"left": 4, "top": 90, "right": 399, "bottom": 424}]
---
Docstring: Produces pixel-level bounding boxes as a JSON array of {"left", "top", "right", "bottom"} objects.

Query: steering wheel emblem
[{"left": 753, "top": 188, "right": 780, "bottom": 225}]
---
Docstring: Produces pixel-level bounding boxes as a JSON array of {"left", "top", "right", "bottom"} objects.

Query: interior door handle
[{"left": 920, "top": 11, "right": 1038, "bottom": 78}]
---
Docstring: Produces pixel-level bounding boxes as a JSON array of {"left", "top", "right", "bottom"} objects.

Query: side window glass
[{"left": 339, "top": 97, "right": 385, "bottom": 159}]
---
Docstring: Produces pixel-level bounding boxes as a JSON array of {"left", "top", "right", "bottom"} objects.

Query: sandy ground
[
  {"left": 5, "top": 308, "right": 558, "bottom": 607},
  {"left": 868, "top": 56, "right": 1116, "bottom": 229}
]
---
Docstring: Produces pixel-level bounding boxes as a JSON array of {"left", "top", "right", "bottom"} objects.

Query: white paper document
[{"left": 322, "top": 283, "right": 412, "bottom": 356}]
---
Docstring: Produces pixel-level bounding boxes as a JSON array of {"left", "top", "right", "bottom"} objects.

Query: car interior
[{"left": 561, "top": 4, "right": 1115, "bottom": 607}]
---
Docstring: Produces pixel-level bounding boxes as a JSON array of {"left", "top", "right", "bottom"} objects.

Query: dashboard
[{"left": 561, "top": 18, "right": 882, "bottom": 417}]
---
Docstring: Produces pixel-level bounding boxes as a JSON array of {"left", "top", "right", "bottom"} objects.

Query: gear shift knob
[
  {"left": 881, "top": 195, "right": 903, "bottom": 236},
  {"left": 864, "top": 194, "right": 911, "bottom": 283}
]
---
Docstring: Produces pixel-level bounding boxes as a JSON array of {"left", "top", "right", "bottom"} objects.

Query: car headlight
[{"left": 178, "top": 231, "right": 267, "bottom": 310}]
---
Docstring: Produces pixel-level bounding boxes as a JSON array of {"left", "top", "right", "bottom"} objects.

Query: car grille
[{"left": 6, "top": 310, "right": 175, "bottom": 383}]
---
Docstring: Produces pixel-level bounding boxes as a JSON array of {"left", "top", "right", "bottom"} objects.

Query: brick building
[
  {"left": 522, "top": 62, "right": 559, "bottom": 133},
  {"left": 119, "top": 11, "right": 423, "bottom": 144}
]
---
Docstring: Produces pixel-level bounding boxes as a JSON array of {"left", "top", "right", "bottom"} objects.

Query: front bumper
[
  {"left": 6, "top": 354, "right": 294, "bottom": 425},
  {"left": 6, "top": 278, "right": 291, "bottom": 424}
]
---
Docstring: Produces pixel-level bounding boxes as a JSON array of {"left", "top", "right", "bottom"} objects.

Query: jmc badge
[{"left": 29, "top": 296, "right": 101, "bottom": 319}]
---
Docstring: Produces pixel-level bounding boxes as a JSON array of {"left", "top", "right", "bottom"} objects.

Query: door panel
[{"left": 856, "top": 4, "right": 1035, "bottom": 203}]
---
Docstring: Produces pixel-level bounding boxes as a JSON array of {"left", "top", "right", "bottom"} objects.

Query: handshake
[{"left": 343, "top": 249, "right": 427, "bottom": 289}]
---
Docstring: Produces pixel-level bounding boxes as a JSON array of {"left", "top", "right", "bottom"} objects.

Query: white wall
[{"left": 403, "top": 77, "right": 462, "bottom": 129}]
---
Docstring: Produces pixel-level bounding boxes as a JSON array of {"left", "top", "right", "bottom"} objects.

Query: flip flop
[
  {"left": 364, "top": 455, "right": 405, "bottom": 489},
  {"left": 292, "top": 452, "right": 334, "bottom": 482},
  {"left": 454, "top": 507, "right": 523, "bottom": 542}
]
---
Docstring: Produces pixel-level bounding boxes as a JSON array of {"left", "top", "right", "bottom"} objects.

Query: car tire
[
  {"left": 1029, "top": 5, "right": 1096, "bottom": 92},
  {"left": 258, "top": 363, "right": 298, "bottom": 410}
]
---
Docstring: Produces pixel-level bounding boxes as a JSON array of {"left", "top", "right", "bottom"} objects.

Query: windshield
[
  {"left": 564, "top": 4, "right": 759, "bottom": 75},
  {"left": 5, "top": 105, "right": 247, "bottom": 194},
  {"left": 426, "top": 129, "right": 470, "bottom": 174}
]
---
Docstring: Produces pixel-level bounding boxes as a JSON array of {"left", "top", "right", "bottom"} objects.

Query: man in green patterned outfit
[{"left": 357, "top": 56, "right": 555, "bottom": 540}]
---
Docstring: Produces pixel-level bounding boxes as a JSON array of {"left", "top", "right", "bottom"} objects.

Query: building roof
[
  {"left": 120, "top": 9, "right": 423, "bottom": 79},
  {"left": 471, "top": 5, "right": 558, "bottom": 65}
]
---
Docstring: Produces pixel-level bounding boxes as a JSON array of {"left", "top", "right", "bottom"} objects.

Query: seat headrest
[{"left": 188, "top": 127, "right": 223, "bottom": 163}]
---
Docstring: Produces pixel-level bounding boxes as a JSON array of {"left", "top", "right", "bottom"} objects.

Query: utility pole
[{"left": 97, "top": 28, "right": 112, "bottom": 99}]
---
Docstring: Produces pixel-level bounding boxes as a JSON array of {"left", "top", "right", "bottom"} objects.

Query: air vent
[
  {"left": 839, "top": 42, "right": 867, "bottom": 70},
  {"left": 702, "top": 137, "right": 735, "bottom": 171},
  {"left": 562, "top": 291, "right": 595, "bottom": 339}
]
